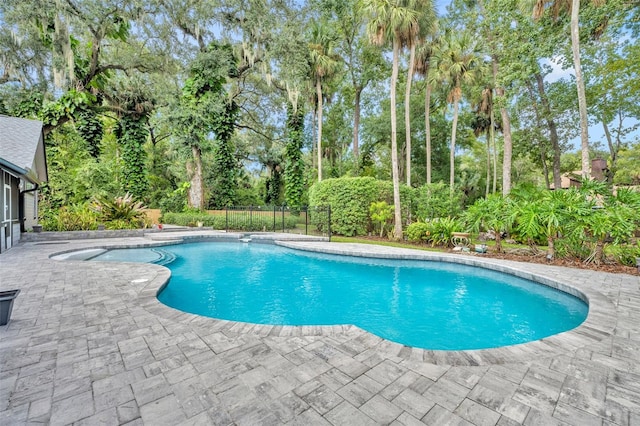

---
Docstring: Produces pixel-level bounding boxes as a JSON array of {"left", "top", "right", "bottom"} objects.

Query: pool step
[{"left": 150, "top": 248, "right": 177, "bottom": 266}]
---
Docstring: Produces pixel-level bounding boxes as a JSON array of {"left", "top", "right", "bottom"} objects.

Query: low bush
[
  {"left": 405, "top": 217, "right": 460, "bottom": 247},
  {"left": 406, "top": 222, "right": 431, "bottom": 243},
  {"left": 162, "top": 211, "right": 299, "bottom": 231},
  {"left": 40, "top": 203, "right": 98, "bottom": 231}
]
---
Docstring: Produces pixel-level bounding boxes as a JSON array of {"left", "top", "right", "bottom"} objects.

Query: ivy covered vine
[
  {"left": 74, "top": 107, "right": 104, "bottom": 158},
  {"left": 284, "top": 103, "right": 305, "bottom": 209},
  {"left": 115, "top": 112, "right": 149, "bottom": 201},
  {"left": 208, "top": 101, "right": 239, "bottom": 208}
]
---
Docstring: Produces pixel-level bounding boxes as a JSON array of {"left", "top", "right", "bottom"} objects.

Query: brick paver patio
[{"left": 1, "top": 231, "right": 639, "bottom": 425}]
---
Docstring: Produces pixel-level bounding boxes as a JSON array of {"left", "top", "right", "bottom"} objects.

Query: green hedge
[
  {"left": 309, "top": 177, "right": 416, "bottom": 236},
  {"left": 309, "top": 177, "right": 379, "bottom": 236},
  {"left": 162, "top": 211, "right": 299, "bottom": 231}
]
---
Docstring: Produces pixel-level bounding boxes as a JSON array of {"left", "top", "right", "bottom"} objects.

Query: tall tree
[
  {"left": 474, "top": 0, "right": 516, "bottom": 195},
  {"left": 415, "top": 32, "right": 439, "bottom": 185},
  {"left": 172, "top": 43, "right": 238, "bottom": 209},
  {"left": 325, "top": 0, "right": 385, "bottom": 167},
  {"left": 530, "top": 0, "right": 605, "bottom": 178},
  {"left": 433, "top": 30, "right": 483, "bottom": 194},
  {"left": 363, "top": 0, "right": 419, "bottom": 239},
  {"left": 308, "top": 19, "right": 341, "bottom": 182},
  {"left": 403, "top": 0, "right": 436, "bottom": 187}
]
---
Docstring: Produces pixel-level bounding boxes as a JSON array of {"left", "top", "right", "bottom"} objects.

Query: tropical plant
[
  {"left": 91, "top": 193, "right": 149, "bottom": 229},
  {"left": 513, "top": 188, "right": 588, "bottom": 259},
  {"left": 576, "top": 186, "right": 640, "bottom": 264},
  {"left": 370, "top": 201, "right": 394, "bottom": 237},
  {"left": 464, "top": 194, "right": 513, "bottom": 253},
  {"left": 427, "top": 217, "right": 460, "bottom": 247}
]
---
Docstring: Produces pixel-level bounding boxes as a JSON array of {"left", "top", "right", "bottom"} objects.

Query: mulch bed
[{"left": 356, "top": 236, "right": 639, "bottom": 276}]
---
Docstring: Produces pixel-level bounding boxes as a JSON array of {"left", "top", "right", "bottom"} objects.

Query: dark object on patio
[
  {"left": 0, "top": 289, "right": 20, "bottom": 326},
  {"left": 32, "top": 225, "right": 42, "bottom": 233}
]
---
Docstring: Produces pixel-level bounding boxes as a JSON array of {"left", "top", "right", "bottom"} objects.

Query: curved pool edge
[{"left": 124, "top": 237, "right": 618, "bottom": 367}]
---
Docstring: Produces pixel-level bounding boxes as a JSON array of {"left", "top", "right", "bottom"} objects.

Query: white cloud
[{"left": 541, "top": 56, "right": 574, "bottom": 83}]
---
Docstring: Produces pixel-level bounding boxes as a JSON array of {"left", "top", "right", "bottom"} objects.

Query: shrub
[
  {"left": 414, "top": 183, "right": 464, "bottom": 220},
  {"left": 92, "top": 193, "right": 150, "bottom": 229},
  {"left": 309, "top": 177, "right": 414, "bottom": 236},
  {"left": 406, "top": 222, "right": 431, "bottom": 243},
  {"left": 607, "top": 243, "right": 640, "bottom": 267},
  {"left": 375, "top": 180, "right": 415, "bottom": 223},
  {"left": 369, "top": 201, "right": 394, "bottom": 237},
  {"left": 162, "top": 211, "right": 299, "bottom": 231},
  {"left": 308, "top": 177, "right": 379, "bottom": 236},
  {"left": 428, "top": 217, "right": 460, "bottom": 247},
  {"left": 41, "top": 203, "right": 98, "bottom": 231}
]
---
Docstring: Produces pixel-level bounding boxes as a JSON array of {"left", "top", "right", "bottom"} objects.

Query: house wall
[
  {"left": 1, "top": 169, "right": 21, "bottom": 252},
  {"left": 24, "top": 191, "right": 38, "bottom": 230}
]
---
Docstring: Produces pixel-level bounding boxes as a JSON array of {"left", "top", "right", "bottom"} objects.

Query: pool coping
[{"left": 51, "top": 233, "right": 618, "bottom": 367}]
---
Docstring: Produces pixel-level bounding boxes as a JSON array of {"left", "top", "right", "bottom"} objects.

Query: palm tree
[
  {"left": 308, "top": 20, "right": 340, "bottom": 182},
  {"left": 363, "top": 0, "right": 419, "bottom": 239},
  {"left": 433, "top": 30, "right": 484, "bottom": 194},
  {"left": 472, "top": 86, "right": 498, "bottom": 196},
  {"left": 529, "top": 0, "right": 605, "bottom": 178},
  {"left": 402, "top": 0, "right": 436, "bottom": 187},
  {"left": 415, "top": 32, "right": 440, "bottom": 185}
]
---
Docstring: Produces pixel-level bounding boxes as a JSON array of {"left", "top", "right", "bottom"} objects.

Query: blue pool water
[{"left": 92, "top": 242, "right": 588, "bottom": 350}]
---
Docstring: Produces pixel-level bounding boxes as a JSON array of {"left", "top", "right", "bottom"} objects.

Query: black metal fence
[{"left": 218, "top": 205, "right": 331, "bottom": 239}]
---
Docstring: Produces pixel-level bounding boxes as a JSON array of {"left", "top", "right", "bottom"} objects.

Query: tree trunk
[
  {"left": 425, "top": 83, "right": 432, "bottom": 184},
  {"left": 535, "top": 73, "right": 562, "bottom": 189},
  {"left": 450, "top": 97, "right": 459, "bottom": 195},
  {"left": 486, "top": 134, "right": 491, "bottom": 197},
  {"left": 316, "top": 78, "right": 323, "bottom": 182},
  {"left": 491, "top": 109, "right": 497, "bottom": 193},
  {"left": 526, "top": 80, "right": 551, "bottom": 189},
  {"left": 495, "top": 229, "right": 502, "bottom": 253},
  {"left": 311, "top": 108, "right": 317, "bottom": 170},
  {"left": 482, "top": 31, "right": 512, "bottom": 194},
  {"left": 601, "top": 112, "right": 623, "bottom": 183},
  {"left": 405, "top": 43, "right": 416, "bottom": 187},
  {"left": 547, "top": 235, "right": 555, "bottom": 260},
  {"left": 593, "top": 239, "right": 604, "bottom": 265},
  {"left": 571, "top": 0, "right": 590, "bottom": 178},
  {"left": 391, "top": 38, "right": 403, "bottom": 240},
  {"left": 188, "top": 145, "right": 204, "bottom": 209},
  {"left": 353, "top": 85, "right": 362, "bottom": 162}
]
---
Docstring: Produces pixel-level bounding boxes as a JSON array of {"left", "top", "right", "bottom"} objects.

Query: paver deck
[{"left": 1, "top": 231, "right": 639, "bottom": 425}]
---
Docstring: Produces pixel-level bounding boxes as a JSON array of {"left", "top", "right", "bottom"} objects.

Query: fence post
[
  {"left": 225, "top": 207, "right": 229, "bottom": 232},
  {"left": 272, "top": 205, "right": 276, "bottom": 232},
  {"left": 305, "top": 206, "right": 308, "bottom": 235},
  {"left": 281, "top": 205, "right": 285, "bottom": 232},
  {"left": 328, "top": 205, "right": 331, "bottom": 241}
]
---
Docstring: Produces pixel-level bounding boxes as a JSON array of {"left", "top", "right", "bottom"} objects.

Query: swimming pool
[{"left": 89, "top": 241, "right": 588, "bottom": 350}]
